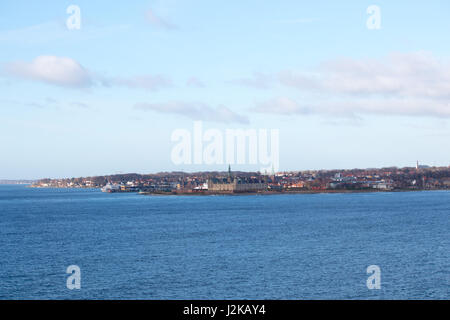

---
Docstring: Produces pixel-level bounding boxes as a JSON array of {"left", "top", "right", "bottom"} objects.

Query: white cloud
[
  {"left": 4, "top": 55, "right": 92, "bottom": 88},
  {"left": 280, "top": 52, "right": 450, "bottom": 99},
  {"left": 255, "top": 52, "right": 450, "bottom": 118},
  {"left": 135, "top": 102, "right": 249, "bottom": 124},
  {"left": 3, "top": 55, "right": 173, "bottom": 91}
]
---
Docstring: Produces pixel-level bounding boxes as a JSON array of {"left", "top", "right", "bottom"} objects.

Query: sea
[{"left": 0, "top": 185, "right": 448, "bottom": 299}]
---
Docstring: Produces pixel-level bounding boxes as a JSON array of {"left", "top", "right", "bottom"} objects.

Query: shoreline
[
  {"left": 26, "top": 185, "right": 450, "bottom": 195},
  {"left": 137, "top": 188, "right": 448, "bottom": 196}
]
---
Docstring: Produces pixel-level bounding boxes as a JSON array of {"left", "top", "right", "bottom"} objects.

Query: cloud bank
[
  {"left": 279, "top": 52, "right": 450, "bottom": 99},
  {"left": 253, "top": 52, "right": 450, "bottom": 118}
]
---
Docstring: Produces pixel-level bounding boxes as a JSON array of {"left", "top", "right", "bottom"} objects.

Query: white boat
[{"left": 101, "top": 183, "right": 121, "bottom": 193}]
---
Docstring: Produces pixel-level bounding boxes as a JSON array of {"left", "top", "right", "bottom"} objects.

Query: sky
[{"left": 1, "top": 0, "right": 450, "bottom": 179}]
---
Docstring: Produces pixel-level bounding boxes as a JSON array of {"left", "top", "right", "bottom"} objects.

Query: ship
[{"left": 101, "top": 183, "right": 121, "bottom": 193}]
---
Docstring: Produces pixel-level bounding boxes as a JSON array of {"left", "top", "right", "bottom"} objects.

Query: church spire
[{"left": 228, "top": 164, "right": 233, "bottom": 183}]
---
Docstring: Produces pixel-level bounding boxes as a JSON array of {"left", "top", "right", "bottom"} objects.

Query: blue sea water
[{"left": 0, "top": 185, "right": 448, "bottom": 299}]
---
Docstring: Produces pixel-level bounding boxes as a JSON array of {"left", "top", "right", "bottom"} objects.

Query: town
[{"left": 31, "top": 163, "right": 450, "bottom": 195}]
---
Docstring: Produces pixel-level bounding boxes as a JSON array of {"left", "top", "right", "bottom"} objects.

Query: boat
[{"left": 101, "top": 183, "right": 121, "bottom": 193}]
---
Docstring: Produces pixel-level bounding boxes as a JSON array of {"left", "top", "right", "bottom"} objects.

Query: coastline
[
  {"left": 27, "top": 185, "right": 450, "bottom": 195},
  {"left": 137, "top": 188, "right": 448, "bottom": 196}
]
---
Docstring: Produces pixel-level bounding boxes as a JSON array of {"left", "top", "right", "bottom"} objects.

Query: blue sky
[{"left": 1, "top": 0, "right": 449, "bottom": 179}]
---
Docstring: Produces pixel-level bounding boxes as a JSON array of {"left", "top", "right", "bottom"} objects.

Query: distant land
[
  {"left": 30, "top": 165, "right": 450, "bottom": 195},
  {"left": 0, "top": 180, "right": 35, "bottom": 185}
]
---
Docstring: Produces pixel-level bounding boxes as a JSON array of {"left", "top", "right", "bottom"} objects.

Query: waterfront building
[{"left": 207, "top": 166, "right": 268, "bottom": 193}]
